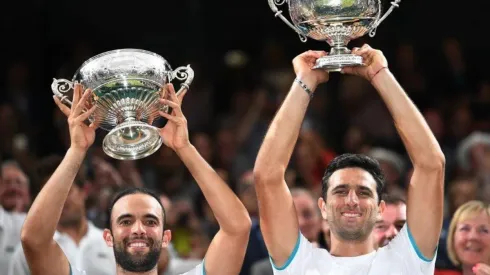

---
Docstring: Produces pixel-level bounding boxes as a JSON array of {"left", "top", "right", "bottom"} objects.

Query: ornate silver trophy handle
[
  {"left": 51, "top": 78, "right": 75, "bottom": 106},
  {"left": 369, "top": 0, "right": 401, "bottom": 37},
  {"left": 169, "top": 65, "right": 195, "bottom": 96},
  {"left": 268, "top": 0, "right": 307, "bottom": 42}
]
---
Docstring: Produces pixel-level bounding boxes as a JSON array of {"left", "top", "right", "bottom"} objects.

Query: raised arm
[
  {"left": 20, "top": 84, "right": 96, "bottom": 275},
  {"left": 343, "top": 44, "right": 445, "bottom": 259},
  {"left": 158, "top": 84, "right": 251, "bottom": 275},
  {"left": 252, "top": 51, "right": 329, "bottom": 267}
]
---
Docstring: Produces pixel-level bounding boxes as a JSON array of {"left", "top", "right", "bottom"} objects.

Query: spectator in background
[
  {"left": 0, "top": 165, "right": 27, "bottom": 275},
  {"left": 435, "top": 200, "right": 490, "bottom": 275},
  {"left": 0, "top": 160, "right": 30, "bottom": 213},
  {"left": 8, "top": 155, "right": 116, "bottom": 275},
  {"left": 372, "top": 193, "right": 406, "bottom": 249},
  {"left": 158, "top": 194, "right": 203, "bottom": 275}
]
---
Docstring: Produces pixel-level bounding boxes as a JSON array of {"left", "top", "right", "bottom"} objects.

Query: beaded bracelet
[{"left": 294, "top": 77, "right": 314, "bottom": 99}]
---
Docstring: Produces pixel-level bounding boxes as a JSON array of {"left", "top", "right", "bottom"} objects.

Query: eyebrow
[
  {"left": 331, "top": 184, "right": 374, "bottom": 195},
  {"left": 144, "top": 214, "right": 160, "bottom": 222},
  {"left": 116, "top": 214, "right": 133, "bottom": 223},
  {"left": 116, "top": 213, "right": 160, "bottom": 223}
]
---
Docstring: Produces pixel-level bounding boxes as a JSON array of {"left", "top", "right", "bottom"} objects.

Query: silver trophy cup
[
  {"left": 268, "top": 0, "right": 401, "bottom": 72},
  {"left": 51, "top": 49, "right": 194, "bottom": 160}
]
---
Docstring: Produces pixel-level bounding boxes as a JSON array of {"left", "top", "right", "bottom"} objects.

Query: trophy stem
[
  {"left": 330, "top": 44, "right": 351, "bottom": 55},
  {"left": 312, "top": 41, "right": 362, "bottom": 72}
]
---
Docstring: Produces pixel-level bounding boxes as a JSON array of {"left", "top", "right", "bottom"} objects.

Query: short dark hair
[
  {"left": 321, "top": 153, "right": 385, "bottom": 203},
  {"left": 381, "top": 193, "right": 406, "bottom": 205},
  {"left": 107, "top": 187, "right": 166, "bottom": 230}
]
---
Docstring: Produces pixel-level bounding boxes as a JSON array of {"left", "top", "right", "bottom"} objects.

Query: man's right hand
[
  {"left": 292, "top": 50, "right": 330, "bottom": 90},
  {"left": 54, "top": 83, "right": 97, "bottom": 152}
]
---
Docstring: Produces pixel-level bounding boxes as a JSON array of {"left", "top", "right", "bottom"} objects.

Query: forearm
[
  {"left": 176, "top": 145, "right": 250, "bottom": 234},
  {"left": 254, "top": 79, "right": 313, "bottom": 182},
  {"left": 21, "top": 147, "right": 86, "bottom": 247},
  {"left": 371, "top": 69, "right": 445, "bottom": 168}
]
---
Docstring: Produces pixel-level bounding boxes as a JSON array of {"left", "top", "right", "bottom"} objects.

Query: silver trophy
[
  {"left": 268, "top": 0, "right": 401, "bottom": 72},
  {"left": 51, "top": 49, "right": 194, "bottom": 160}
]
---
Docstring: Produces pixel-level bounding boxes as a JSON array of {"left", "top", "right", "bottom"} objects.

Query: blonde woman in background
[{"left": 435, "top": 200, "right": 490, "bottom": 275}]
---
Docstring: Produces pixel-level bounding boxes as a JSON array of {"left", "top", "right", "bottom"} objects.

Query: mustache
[{"left": 338, "top": 207, "right": 363, "bottom": 212}]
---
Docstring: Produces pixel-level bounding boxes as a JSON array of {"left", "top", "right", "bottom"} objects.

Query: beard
[
  {"left": 113, "top": 236, "right": 162, "bottom": 272},
  {"left": 326, "top": 204, "right": 377, "bottom": 242},
  {"left": 59, "top": 209, "right": 83, "bottom": 228}
]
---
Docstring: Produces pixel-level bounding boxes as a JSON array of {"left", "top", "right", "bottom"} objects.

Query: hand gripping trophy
[
  {"left": 51, "top": 49, "right": 194, "bottom": 160},
  {"left": 268, "top": 0, "right": 401, "bottom": 72}
]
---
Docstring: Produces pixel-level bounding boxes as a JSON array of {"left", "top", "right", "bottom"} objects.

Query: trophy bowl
[
  {"left": 51, "top": 49, "right": 194, "bottom": 160},
  {"left": 269, "top": 0, "right": 401, "bottom": 72}
]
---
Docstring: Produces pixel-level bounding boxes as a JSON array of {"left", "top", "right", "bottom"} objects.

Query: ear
[
  {"left": 318, "top": 197, "right": 328, "bottom": 220},
  {"left": 378, "top": 200, "right": 386, "bottom": 216},
  {"left": 103, "top": 229, "right": 114, "bottom": 247},
  {"left": 162, "top": 230, "right": 172, "bottom": 248}
]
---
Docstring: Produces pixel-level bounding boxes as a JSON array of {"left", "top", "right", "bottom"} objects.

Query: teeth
[
  {"left": 342, "top": 213, "right": 360, "bottom": 217},
  {"left": 129, "top": 242, "right": 148, "bottom": 247}
]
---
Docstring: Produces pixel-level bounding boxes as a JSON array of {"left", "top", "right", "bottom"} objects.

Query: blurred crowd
[{"left": 0, "top": 36, "right": 489, "bottom": 275}]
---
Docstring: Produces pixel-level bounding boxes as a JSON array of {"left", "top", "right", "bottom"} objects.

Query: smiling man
[
  {"left": 253, "top": 45, "right": 445, "bottom": 274},
  {"left": 20, "top": 83, "right": 251, "bottom": 275}
]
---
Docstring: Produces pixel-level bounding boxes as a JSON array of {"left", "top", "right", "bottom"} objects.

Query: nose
[
  {"left": 131, "top": 220, "right": 146, "bottom": 235},
  {"left": 385, "top": 225, "right": 399, "bottom": 239},
  {"left": 345, "top": 189, "right": 359, "bottom": 207},
  {"left": 468, "top": 228, "right": 479, "bottom": 240}
]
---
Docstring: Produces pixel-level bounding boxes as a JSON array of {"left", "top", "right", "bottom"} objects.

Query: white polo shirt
[
  {"left": 8, "top": 221, "right": 116, "bottom": 275},
  {"left": 0, "top": 206, "right": 26, "bottom": 275},
  {"left": 270, "top": 224, "right": 436, "bottom": 275}
]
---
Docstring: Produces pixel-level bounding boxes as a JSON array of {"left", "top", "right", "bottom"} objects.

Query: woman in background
[{"left": 436, "top": 200, "right": 490, "bottom": 275}]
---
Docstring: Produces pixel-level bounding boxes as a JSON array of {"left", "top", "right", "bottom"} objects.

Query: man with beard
[
  {"left": 8, "top": 155, "right": 116, "bottom": 275},
  {"left": 372, "top": 194, "right": 406, "bottom": 248},
  {"left": 253, "top": 45, "right": 445, "bottom": 274},
  {"left": 20, "top": 83, "right": 251, "bottom": 275}
]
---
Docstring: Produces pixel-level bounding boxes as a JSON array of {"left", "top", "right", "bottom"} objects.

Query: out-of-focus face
[
  {"left": 453, "top": 211, "right": 490, "bottom": 267},
  {"left": 193, "top": 133, "right": 213, "bottom": 163},
  {"left": 60, "top": 184, "right": 86, "bottom": 227},
  {"left": 449, "top": 180, "right": 477, "bottom": 215},
  {"left": 104, "top": 193, "right": 170, "bottom": 273},
  {"left": 373, "top": 203, "right": 406, "bottom": 248},
  {"left": 293, "top": 193, "right": 321, "bottom": 242},
  {"left": 0, "top": 165, "right": 30, "bottom": 212},
  {"left": 319, "top": 168, "right": 383, "bottom": 242}
]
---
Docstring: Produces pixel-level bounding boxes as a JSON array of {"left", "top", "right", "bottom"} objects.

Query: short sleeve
[
  {"left": 179, "top": 260, "right": 206, "bottom": 275},
  {"left": 270, "top": 232, "right": 318, "bottom": 275},
  {"left": 385, "top": 224, "right": 437, "bottom": 274},
  {"left": 7, "top": 244, "right": 29, "bottom": 275}
]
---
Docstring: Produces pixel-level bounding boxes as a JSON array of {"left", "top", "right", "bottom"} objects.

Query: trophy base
[
  {"left": 313, "top": 54, "right": 363, "bottom": 72},
  {"left": 102, "top": 120, "right": 163, "bottom": 160}
]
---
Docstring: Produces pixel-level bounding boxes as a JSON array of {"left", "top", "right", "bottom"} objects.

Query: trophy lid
[{"left": 72, "top": 49, "right": 173, "bottom": 91}]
